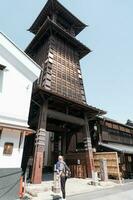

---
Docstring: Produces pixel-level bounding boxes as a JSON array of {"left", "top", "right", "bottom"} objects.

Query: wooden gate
[
  {"left": 65, "top": 152, "right": 87, "bottom": 178},
  {"left": 94, "top": 152, "right": 121, "bottom": 181}
]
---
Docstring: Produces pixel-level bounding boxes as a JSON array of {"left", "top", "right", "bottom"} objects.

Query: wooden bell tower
[
  {"left": 26, "top": 0, "right": 105, "bottom": 184},
  {"left": 26, "top": 0, "right": 90, "bottom": 105}
]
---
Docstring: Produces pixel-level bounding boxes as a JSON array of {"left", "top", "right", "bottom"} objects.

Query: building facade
[
  {"left": 26, "top": 0, "right": 89, "bottom": 104},
  {"left": 0, "top": 32, "right": 41, "bottom": 199},
  {"left": 90, "top": 117, "right": 133, "bottom": 178},
  {"left": 24, "top": 0, "right": 105, "bottom": 183}
]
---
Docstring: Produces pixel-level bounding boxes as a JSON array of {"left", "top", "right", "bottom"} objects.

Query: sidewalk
[{"left": 25, "top": 178, "right": 118, "bottom": 200}]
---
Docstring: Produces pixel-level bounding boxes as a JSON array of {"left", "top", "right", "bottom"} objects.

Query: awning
[
  {"left": 99, "top": 142, "right": 133, "bottom": 154},
  {"left": 0, "top": 122, "right": 35, "bottom": 135}
]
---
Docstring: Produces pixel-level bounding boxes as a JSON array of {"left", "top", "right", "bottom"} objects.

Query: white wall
[
  {"left": 0, "top": 55, "right": 32, "bottom": 127},
  {"left": 0, "top": 32, "right": 41, "bottom": 127},
  {"left": 0, "top": 33, "right": 41, "bottom": 169},
  {"left": 0, "top": 128, "right": 25, "bottom": 168}
]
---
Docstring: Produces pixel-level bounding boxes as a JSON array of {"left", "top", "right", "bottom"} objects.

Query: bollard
[
  {"left": 52, "top": 165, "right": 60, "bottom": 193},
  {"left": 91, "top": 171, "right": 99, "bottom": 186},
  {"left": 19, "top": 176, "right": 24, "bottom": 199},
  {"left": 100, "top": 159, "right": 108, "bottom": 182}
]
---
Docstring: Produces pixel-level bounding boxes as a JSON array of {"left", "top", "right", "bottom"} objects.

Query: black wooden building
[
  {"left": 22, "top": 0, "right": 105, "bottom": 183},
  {"left": 90, "top": 117, "right": 133, "bottom": 178}
]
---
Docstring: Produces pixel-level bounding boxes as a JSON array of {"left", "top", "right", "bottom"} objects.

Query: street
[{"left": 67, "top": 183, "right": 133, "bottom": 200}]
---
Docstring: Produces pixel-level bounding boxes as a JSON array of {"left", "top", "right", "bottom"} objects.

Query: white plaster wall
[
  {"left": 0, "top": 128, "right": 25, "bottom": 168},
  {"left": 0, "top": 55, "right": 32, "bottom": 127},
  {"left": 0, "top": 33, "right": 41, "bottom": 127},
  {"left": 0, "top": 33, "right": 41, "bottom": 82}
]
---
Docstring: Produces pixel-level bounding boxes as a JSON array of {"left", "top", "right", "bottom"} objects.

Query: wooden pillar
[
  {"left": 62, "top": 133, "right": 66, "bottom": 156},
  {"left": 31, "top": 100, "right": 48, "bottom": 184},
  {"left": 83, "top": 114, "right": 95, "bottom": 178}
]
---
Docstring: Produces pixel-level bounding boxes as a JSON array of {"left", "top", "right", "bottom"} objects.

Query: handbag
[{"left": 63, "top": 162, "right": 71, "bottom": 178}]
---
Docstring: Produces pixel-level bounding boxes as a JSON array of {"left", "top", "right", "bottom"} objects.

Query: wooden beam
[
  {"left": 83, "top": 114, "right": 95, "bottom": 178},
  {"left": 38, "top": 101, "right": 48, "bottom": 129},
  {"left": 46, "top": 123, "right": 67, "bottom": 132},
  {"left": 47, "top": 109, "right": 85, "bottom": 126}
]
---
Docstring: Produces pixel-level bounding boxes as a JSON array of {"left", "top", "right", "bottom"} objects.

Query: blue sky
[{"left": 0, "top": 0, "right": 133, "bottom": 123}]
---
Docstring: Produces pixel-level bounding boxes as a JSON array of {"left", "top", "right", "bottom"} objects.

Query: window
[
  {"left": 76, "top": 142, "right": 84, "bottom": 150},
  {"left": 18, "top": 132, "right": 24, "bottom": 149},
  {"left": 0, "top": 64, "right": 6, "bottom": 92},
  {"left": 3, "top": 143, "right": 14, "bottom": 155}
]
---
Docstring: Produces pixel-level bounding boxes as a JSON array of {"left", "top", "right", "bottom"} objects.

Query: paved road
[{"left": 67, "top": 183, "right": 133, "bottom": 200}]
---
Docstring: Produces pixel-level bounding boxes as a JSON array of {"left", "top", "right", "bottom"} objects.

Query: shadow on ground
[
  {"left": 51, "top": 194, "right": 61, "bottom": 199},
  {"left": 42, "top": 173, "right": 54, "bottom": 182}
]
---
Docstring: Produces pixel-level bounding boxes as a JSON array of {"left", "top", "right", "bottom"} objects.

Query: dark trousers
[{"left": 60, "top": 176, "right": 67, "bottom": 199}]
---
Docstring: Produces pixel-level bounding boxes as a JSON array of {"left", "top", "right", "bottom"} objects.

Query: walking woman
[{"left": 56, "top": 155, "right": 70, "bottom": 200}]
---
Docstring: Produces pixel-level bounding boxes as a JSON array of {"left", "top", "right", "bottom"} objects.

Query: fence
[{"left": 94, "top": 152, "right": 121, "bottom": 181}]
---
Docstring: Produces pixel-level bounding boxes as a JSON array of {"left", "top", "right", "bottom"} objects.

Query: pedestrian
[{"left": 56, "top": 155, "right": 71, "bottom": 200}]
